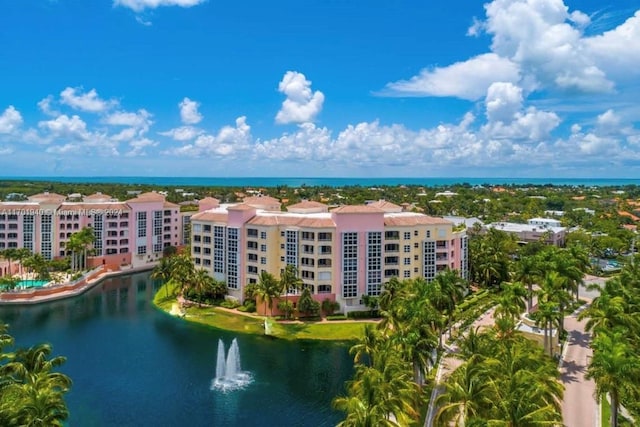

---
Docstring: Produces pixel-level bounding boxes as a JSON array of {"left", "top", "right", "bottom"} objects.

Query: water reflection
[{"left": 0, "top": 271, "right": 352, "bottom": 427}]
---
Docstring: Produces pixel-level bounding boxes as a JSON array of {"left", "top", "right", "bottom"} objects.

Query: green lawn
[
  {"left": 601, "top": 395, "right": 634, "bottom": 426},
  {"left": 153, "top": 283, "right": 368, "bottom": 341}
]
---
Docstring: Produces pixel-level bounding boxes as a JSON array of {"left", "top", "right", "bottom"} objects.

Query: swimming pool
[{"left": 16, "top": 280, "right": 50, "bottom": 289}]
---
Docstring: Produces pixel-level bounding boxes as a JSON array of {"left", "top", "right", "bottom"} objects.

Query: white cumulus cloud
[
  {"left": 179, "top": 97, "right": 203, "bottom": 125},
  {"left": 275, "top": 71, "right": 325, "bottom": 124},
  {"left": 113, "top": 0, "right": 206, "bottom": 12},
  {"left": 159, "top": 126, "right": 203, "bottom": 141},
  {"left": 163, "top": 116, "right": 251, "bottom": 157},
  {"left": 0, "top": 106, "right": 23, "bottom": 134},
  {"left": 60, "top": 87, "right": 117, "bottom": 113},
  {"left": 385, "top": 54, "right": 520, "bottom": 101}
]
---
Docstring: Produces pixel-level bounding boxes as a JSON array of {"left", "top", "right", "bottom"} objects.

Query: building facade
[
  {"left": 0, "top": 191, "right": 184, "bottom": 270},
  {"left": 190, "top": 198, "right": 468, "bottom": 312},
  {"left": 485, "top": 217, "right": 567, "bottom": 246}
]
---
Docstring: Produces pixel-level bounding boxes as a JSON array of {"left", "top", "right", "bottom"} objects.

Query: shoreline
[
  {"left": 152, "top": 283, "right": 370, "bottom": 341},
  {"left": 0, "top": 264, "right": 155, "bottom": 305}
]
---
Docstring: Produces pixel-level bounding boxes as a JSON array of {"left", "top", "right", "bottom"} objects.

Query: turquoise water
[
  {"left": 2, "top": 176, "right": 640, "bottom": 187},
  {"left": 17, "top": 280, "right": 49, "bottom": 288},
  {"left": 0, "top": 272, "right": 353, "bottom": 426}
]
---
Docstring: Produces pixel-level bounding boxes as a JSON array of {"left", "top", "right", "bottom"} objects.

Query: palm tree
[
  {"left": 192, "top": 269, "right": 213, "bottom": 306},
  {"left": 1, "top": 248, "right": 17, "bottom": 277},
  {"left": 534, "top": 301, "right": 561, "bottom": 357},
  {"left": 14, "top": 248, "right": 31, "bottom": 277},
  {"left": 150, "top": 255, "right": 175, "bottom": 297},
  {"left": 495, "top": 281, "right": 527, "bottom": 321},
  {"left": 169, "top": 253, "right": 195, "bottom": 297},
  {"left": 537, "top": 271, "right": 572, "bottom": 337},
  {"left": 349, "top": 324, "right": 381, "bottom": 367},
  {"left": 255, "top": 271, "right": 280, "bottom": 316},
  {"left": 279, "top": 264, "right": 302, "bottom": 319},
  {"left": 334, "top": 347, "right": 420, "bottom": 427},
  {"left": 2, "top": 342, "right": 72, "bottom": 427},
  {"left": 586, "top": 330, "right": 640, "bottom": 427},
  {"left": 434, "top": 361, "right": 495, "bottom": 426},
  {"left": 512, "top": 255, "right": 541, "bottom": 312}
]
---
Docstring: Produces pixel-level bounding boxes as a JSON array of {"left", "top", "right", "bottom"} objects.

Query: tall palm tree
[
  {"left": 279, "top": 264, "right": 302, "bottom": 319},
  {"left": 534, "top": 301, "right": 561, "bottom": 357},
  {"left": 512, "top": 255, "right": 541, "bottom": 312},
  {"left": 192, "top": 268, "right": 213, "bottom": 305},
  {"left": 255, "top": 271, "right": 280, "bottom": 316},
  {"left": 586, "top": 330, "right": 640, "bottom": 427},
  {"left": 537, "top": 271, "right": 572, "bottom": 337},
  {"left": 349, "top": 324, "right": 381, "bottom": 367},
  {"left": 14, "top": 248, "right": 32, "bottom": 277},
  {"left": 150, "top": 255, "right": 175, "bottom": 297},
  {"left": 1, "top": 248, "right": 17, "bottom": 277},
  {"left": 169, "top": 253, "right": 196, "bottom": 297},
  {"left": 495, "top": 281, "right": 527, "bottom": 321},
  {"left": 434, "top": 361, "right": 495, "bottom": 426}
]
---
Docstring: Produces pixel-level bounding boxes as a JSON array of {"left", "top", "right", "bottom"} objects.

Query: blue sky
[{"left": 0, "top": 0, "right": 639, "bottom": 178}]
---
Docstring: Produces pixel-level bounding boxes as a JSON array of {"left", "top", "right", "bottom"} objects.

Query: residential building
[
  {"left": 485, "top": 217, "right": 567, "bottom": 246},
  {"left": 190, "top": 198, "right": 468, "bottom": 313},
  {"left": 0, "top": 191, "right": 185, "bottom": 272}
]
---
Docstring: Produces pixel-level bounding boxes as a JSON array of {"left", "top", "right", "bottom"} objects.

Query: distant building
[
  {"left": 485, "top": 218, "right": 566, "bottom": 246},
  {"left": 0, "top": 191, "right": 188, "bottom": 269}
]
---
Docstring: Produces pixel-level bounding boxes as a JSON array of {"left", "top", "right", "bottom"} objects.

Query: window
[
  {"left": 318, "top": 284, "right": 332, "bottom": 293},
  {"left": 414, "top": 230, "right": 419, "bottom": 236},
  {"left": 137, "top": 212, "right": 147, "bottom": 237},
  {"left": 137, "top": 245, "right": 147, "bottom": 255},
  {"left": 260, "top": 231, "right": 267, "bottom": 239},
  {"left": 366, "top": 231, "right": 382, "bottom": 296},
  {"left": 318, "top": 232, "right": 332, "bottom": 241},
  {"left": 203, "top": 224, "right": 211, "bottom": 232},
  {"left": 414, "top": 255, "right": 419, "bottom": 261},
  {"left": 247, "top": 253, "right": 258, "bottom": 261},
  {"left": 247, "top": 228, "right": 258, "bottom": 237},
  {"left": 301, "top": 231, "right": 315, "bottom": 240},
  {"left": 247, "top": 241, "right": 258, "bottom": 250},
  {"left": 260, "top": 244, "right": 267, "bottom": 252},
  {"left": 426, "top": 230, "right": 431, "bottom": 238},
  {"left": 384, "top": 230, "right": 399, "bottom": 240},
  {"left": 193, "top": 224, "right": 202, "bottom": 233},
  {"left": 404, "top": 231, "right": 411, "bottom": 240},
  {"left": 404, "top": 270, "right": 411, "bottom": 278},
  {"left": 404, "top": 245, "right": 411, "bottom": 253},
  {"left": 414, "top": 242, "right": 419, "bottom": 248},
  {"left": 193, "top": 246, "right": 201, "bottom": 254},
  {"left": 404, "top": 257, "right": 411, "bottom": 265},
  {"left": 260, "top": 257, "right": 267, "bottom": 265},
  {"left": 194, "top": 235, "right": 201, "bottom": 243},
  {"left": 248, "top": 266, "right": 258, "bottom": 274},
  {"left": 342, "top": 232, "right": 358, "bottom": 298}
]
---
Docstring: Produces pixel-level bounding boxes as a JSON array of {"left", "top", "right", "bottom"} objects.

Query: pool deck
[{"left": 0, "top": 265, "right": 155, "bottom": 305}]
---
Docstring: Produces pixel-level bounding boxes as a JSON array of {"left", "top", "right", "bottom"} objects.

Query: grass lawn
[
  {"left": 153, "top": 283, "right": 368, "bottom": 341},
  {"left": 601, "top": 395, "right": 634, "bottom": 426}
]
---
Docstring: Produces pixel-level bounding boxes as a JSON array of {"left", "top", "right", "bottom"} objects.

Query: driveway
[{"left": 560, "top": 314, "right": 598, "bottom": 427}]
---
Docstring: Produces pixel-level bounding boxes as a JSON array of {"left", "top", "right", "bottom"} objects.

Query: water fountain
[{"left": 211, "top": 338, "right": 253, "bottom": 392}]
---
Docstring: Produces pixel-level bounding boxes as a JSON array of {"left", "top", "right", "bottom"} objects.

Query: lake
[{"left": 0, "top": 271, "right": 354, "bottom": 426}]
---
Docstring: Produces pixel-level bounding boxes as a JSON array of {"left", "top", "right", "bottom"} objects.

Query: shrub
[
  {"left": 326, "top": 315, "right": 348, "bottom": 321},
  {"left": 321, "top": 299, "right": 340, "bottom": 315},
  {"left": 347, "top": 310, "right": 380, "bottom": 319},
  {"left": 277, "top": 300, "right": 294, "bottom": 320},
  {"left": 220, "top": 300, "right": 241, "bottom": 309},
  {"left": 241, "top": 300, "right": 256, "bottom": 313}
]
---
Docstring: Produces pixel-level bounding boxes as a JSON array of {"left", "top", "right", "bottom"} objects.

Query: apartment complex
[
  {"left": 485, "top": 217, "right": 567, "bottom": 246},
  {"left": 190, "top": 197, "right": 468, "bottom": 312},
  {"left": 0, "top": 191, "right": 183, "bottom": 269}
]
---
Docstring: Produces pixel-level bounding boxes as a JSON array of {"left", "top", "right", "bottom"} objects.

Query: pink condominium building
[
  {"left": 0, "top": 191, "right": 183, "bottom": 269},
  {"left": 190, "top": 197, "right": 469, "bottom": 312}
]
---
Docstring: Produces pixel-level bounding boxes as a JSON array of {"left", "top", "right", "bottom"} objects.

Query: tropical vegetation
[{"left": 0, "top": 323, "right": 72, "bottom": 426}]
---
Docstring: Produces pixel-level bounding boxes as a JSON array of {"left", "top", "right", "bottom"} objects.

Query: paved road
[
  {"left": 424, "top": 308, "right": 496, "bottom": 426},
  {"left": 561, "top": 314, "right": 598, "bottom": 427}
]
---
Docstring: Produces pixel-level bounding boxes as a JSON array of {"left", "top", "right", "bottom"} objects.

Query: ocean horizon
[{"left": 1, "top": 176, "right": 640, "bottom": 188}]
